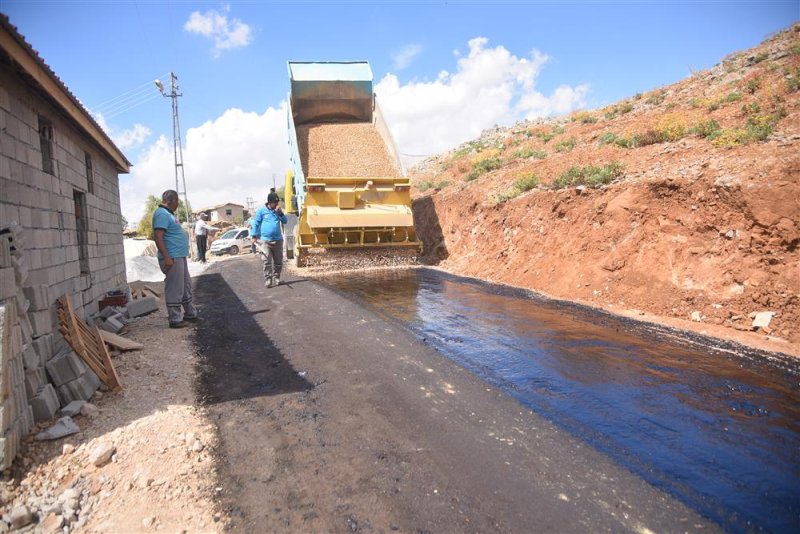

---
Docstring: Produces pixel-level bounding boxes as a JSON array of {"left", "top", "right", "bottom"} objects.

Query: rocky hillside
[{"left": 410, "top": 24, "right": 800, "bottom": 354}]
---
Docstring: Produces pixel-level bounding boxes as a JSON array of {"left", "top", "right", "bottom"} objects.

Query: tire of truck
[{"left": 229, "top": 245, "right": 239, "bottom": 256}]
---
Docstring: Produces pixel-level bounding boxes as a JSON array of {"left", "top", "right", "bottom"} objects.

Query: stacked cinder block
[
  {"left": 0, "top": 225, "right": 35, "bottom": 469},
  {"left": 0, "top": 223, "right": 102, "bottom": 469}
]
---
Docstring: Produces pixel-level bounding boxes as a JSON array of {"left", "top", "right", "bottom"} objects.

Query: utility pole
[{"left": 155, "top": 73, "right": 190, "bottom": 222}]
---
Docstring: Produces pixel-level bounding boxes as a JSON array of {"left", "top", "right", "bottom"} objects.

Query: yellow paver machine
[{"left": 284, "top": 61, "right": 421, "bottom": 268}]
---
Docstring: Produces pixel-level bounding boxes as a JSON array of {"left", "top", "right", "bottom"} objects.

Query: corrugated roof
[{"left": 0, "top": 14, "right": 131, "bottom": 172}]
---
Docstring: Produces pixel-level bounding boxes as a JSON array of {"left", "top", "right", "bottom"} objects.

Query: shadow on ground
[{"left": 191, "top": 271, "right": 311, "bottom": 405}]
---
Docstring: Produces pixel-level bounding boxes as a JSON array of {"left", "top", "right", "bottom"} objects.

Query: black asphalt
[{"left": 192, "top": 256, "right": 718, "bottom": 533}]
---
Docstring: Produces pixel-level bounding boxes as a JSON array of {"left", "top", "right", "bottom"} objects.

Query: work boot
[
  {"left": 169, "top": 321, "right": 189, "bottom": 329},
  {"left": 273, "top": 277, "right": 281, "bottom": 286},
  {"left": 266, "top": 278, "right": 275, "bottom": 288}
]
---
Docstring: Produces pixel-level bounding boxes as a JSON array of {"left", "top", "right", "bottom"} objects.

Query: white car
[{"left": 210, "top": 227, "right": 251, "bottom": 256}]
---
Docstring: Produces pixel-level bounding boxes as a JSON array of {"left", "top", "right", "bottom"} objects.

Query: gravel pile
[
  {"left": 293, "top": 247, "right": 419, "bottom": 273},
  {"left": 297, "top": 122, "right": 401, "bottom": 178}
]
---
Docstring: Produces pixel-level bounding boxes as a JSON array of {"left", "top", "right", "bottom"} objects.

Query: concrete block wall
[
  {"left": 0, "top": 66, "right": 127, "bottom": 322},
  {"left": 0, "top": 62, "right": 127, "bottom": 468}
]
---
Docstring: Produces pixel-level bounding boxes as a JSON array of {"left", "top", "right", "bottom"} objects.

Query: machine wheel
[{"left": 229, "top": 245, "right": 239, "bottom": 256}]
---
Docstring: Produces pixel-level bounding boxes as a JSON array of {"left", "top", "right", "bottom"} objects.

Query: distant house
[
  {"left": 196, "top": 203, "right": 245, "bottom": 223},
  {"left": 0, "top": 15, "right": 131, "bottom": 466}
]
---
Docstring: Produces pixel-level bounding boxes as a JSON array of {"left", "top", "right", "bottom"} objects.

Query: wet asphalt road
[{"left": 192, "top": 255, "right": 717, "bottom": 533}]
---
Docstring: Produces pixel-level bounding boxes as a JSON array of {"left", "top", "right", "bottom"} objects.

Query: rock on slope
[{"left": 410, "top": 25, "right": 800, "bottom": 351}]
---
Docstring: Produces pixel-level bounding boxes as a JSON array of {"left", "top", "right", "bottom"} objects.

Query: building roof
[
  {"left": 0, "top": 15, "right": 131, "bottom": 172},
  {"left": 196, "top": 202, "right": 246, "bottom": 213}
]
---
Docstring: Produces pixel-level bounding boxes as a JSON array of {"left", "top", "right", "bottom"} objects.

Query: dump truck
[{"left": 284, "top": 61, "right": 421, "bottom": 268}]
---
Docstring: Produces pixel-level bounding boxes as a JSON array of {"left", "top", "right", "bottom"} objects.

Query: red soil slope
[{"left": 411, "top": 25, "right": 800, "bottom": 355}]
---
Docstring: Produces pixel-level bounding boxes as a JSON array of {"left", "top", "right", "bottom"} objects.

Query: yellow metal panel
[
  {"left": 338, "top": 191, "right": 356, "bottom": 209},
  {"left": 307, "top": 205, "right": 414, "bottom": 228}
]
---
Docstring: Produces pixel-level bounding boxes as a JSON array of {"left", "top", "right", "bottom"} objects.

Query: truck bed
[{"left": 297, "top": 122, "right": 402, "bottom": 178}]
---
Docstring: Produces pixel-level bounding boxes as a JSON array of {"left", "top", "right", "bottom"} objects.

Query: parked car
[{"left": 210, "top": 227, "right": 251, "bottom": 256}]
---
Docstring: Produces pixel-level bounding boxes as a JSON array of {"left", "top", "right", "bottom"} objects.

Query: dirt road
[{"left": 192, "top": 256, "right": 716, "bottom": 532}]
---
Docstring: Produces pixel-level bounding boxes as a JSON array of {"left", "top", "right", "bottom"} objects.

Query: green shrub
[
  {"left": 792, "top": 43, "right": 800, "bottom": 55},
  {"left": 631, "top": 130, "right": 663, "bottom": 147},
  {"left": 634, "top": 93, "right": 642, "bottom": 100},
  {"left": 496, "top": 174, "right": 540, "bottom": 203},
  {"left": 552, "top": 125, "right": 566, "bottom": 135},
  {"left": 598, "top": 132, "right": 622, "bottom": 146},
  {"left": 418, "top": 180, "right": 450, "bottom": 192},
  {"left": 465, "top": 157, "right": 504, "bottom": 181},
  {"left": 572, "top": 111, "right": 597, "bottom": 124},
  {"left": 787, "top": 68, "right": 800, "bottom": 92},
  {"left": 646, "top": 91, "right": 667, "bottom": 105},
  {"left": 554, "top": 137, "right": 576, "bottom": 152},
  {"left": 713, "top": 108, "right": 786, "bottom": 147},
  {"left": 553, "top": 162, "right": 624, "bottom": 189},
  {"left": 689, "top": 120, "right": 721, "bottom": 140},
  {"left": 753, "top": 52, "right": 769, "bottom": 64},
  {"left": 512, "top": 148, "right": 547, "bottom": 159},
  {"left": 723, "top": 91, "right": 742, "bottom": 103},
  {"left": 745, "top": 77, "right": 761, "bottom": 94},
  {"left": 741, "top": 102, "right": 761, "bottom": 115}
]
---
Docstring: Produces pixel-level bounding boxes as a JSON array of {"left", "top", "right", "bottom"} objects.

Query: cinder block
[
  {"left": 55, "top": 370, "right": 99, "bottom": 405},
  {"left": 31, "top": 334, "right": 52, "bottom": 367},
  {"left": 0, "top": 237, "right": 10, "bottom": 268},
  {"left": 21, "top": 343, "right": 38, "bottom": 370},
  {"left": 0, "top": 268, "right": 15, "bottom": 300},
  {"left": 30, "top": 384, "right": 59, "bottom": 422},
  {"left": 11, "top": 255, "right": 27, "bottom": 286},
  {"left": 99, "top": 316, "right": 123, "bottom": 333},
  {"left": 14, "top": 289, "right": 29, "bottom": 315},
  {"left": 24, "top": 367, "right": 45, "bottom": 400},
  {"left": 45, "top": 348, "right": 87, "bottom": 387},
  {"left": 27, "top": 309, "right": 52, "bottom": 337},
  {"left": 127, "top": 296, "right": 158, "bottom": 318},
  {"left": 0, "top": 394, "right": 16, "bottom": 431},
  {"left": 22, "top": 285, "right": 49, "bottom": 311},
  {"left": 17, "top": 313, "right": 32, "bottom": 346},
  {"left": 0, "top": 303, "right": 11, "bottom": 368}
]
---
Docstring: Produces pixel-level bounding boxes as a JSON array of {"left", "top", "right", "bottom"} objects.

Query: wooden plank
[
  {"left": 57, "top": 294, "right": 123, "bottom": 393},
  {"left": 94, "top": 325, "right": 122, "bottom": 392},
  {"left": 143, "top": 285, "right": 161, "bottom": 298},
  {"left": 99, "top": 330, "right": 143, "bottom": 351}
]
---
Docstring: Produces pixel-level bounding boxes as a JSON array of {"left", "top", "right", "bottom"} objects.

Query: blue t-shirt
[
  {"left": 152, "top": 206, "right": 189, "bottom": 259},
  {"left": 250, "top": 205, "right": 288, "bottom": 241}
]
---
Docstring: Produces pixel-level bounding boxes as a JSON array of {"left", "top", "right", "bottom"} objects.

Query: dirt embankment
[{"left": 410, "top": 25, "right": 800, "bottom": 354}]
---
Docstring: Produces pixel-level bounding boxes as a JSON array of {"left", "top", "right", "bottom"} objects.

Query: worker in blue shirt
[
  {"left": 152, "top": 190, "right": 199, "bottom": 328},
  {"left": 250, "top": 193, "right": 288, "bottom": 287}
]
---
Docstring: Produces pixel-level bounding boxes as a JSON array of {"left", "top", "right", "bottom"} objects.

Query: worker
[
  {"left": 193, "top": 213, "right": 218, "bottom": 264},
  {"left": 267, "top": 187, "right": 280, "bottom": 204},
  {"left": 250, "top": 195, "right": 288, "bottom": 288},
  {"left": 152, "top": 190, "right": 199, "bottom": 328}
]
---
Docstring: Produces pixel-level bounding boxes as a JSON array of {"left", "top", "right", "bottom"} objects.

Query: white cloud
[
  {"left": 122, "top": 37, "right": 588, "bottom": 223},
  {"left": 121, "top": 105, "right": 287, "bottom": 224},
  {"left": 392, "top": 44, "right": 423, "bottom": 71},
  {"left": 93, "top": 112, "right": 151, "bottom": 150},
  {"left": 376, "top": 37, "right": 589, "bottom": 165},
  {"left": 184, "top": 5, "right": 252, "bottom": 57}
]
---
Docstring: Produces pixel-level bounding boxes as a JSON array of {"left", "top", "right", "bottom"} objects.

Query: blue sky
[{"left": 1, "top": 1, "right": 796, "bottom": 222}]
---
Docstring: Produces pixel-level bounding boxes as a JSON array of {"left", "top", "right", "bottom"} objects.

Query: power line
[{"left": 90, "top": 73, "right": 169, "bottom": 111}]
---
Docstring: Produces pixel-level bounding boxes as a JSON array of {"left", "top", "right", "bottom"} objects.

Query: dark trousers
[
  {"left": 196, "top": 235, "right": 208, "bottom": 263},
  {"left": 257, "top": 240, "right": 283, "bottom": 280}
]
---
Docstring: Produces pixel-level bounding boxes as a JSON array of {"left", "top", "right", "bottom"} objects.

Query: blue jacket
[{"left": 250, "top": 205, "right": 288, "bottom": 241}]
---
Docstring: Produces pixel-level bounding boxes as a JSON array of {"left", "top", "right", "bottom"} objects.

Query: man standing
[
  {"left": 152, "top": 190, "right": 199, "bottom": 328},
  {"left": 250, "top": 195, "right": 288, "bottom": 288},
  {"left": 193, "top": 213, "right": 217, "bottom": 263}
]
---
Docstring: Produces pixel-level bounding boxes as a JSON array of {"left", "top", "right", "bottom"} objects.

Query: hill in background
[{"left": 410, "top": 24, "right": 800, "bottom": 353}]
